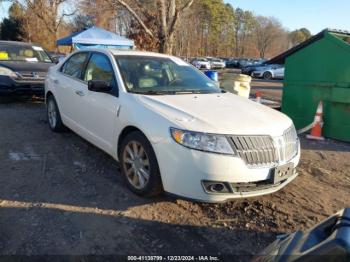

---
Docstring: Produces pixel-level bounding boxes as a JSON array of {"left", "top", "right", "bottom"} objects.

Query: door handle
[
  {"left": 53, "top": 79, "right": 59, "bottom": 84},
  {"left": 75, "top": 90, "right": 85, "bottom": 97}
]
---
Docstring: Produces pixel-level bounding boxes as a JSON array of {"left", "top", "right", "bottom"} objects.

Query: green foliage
[
  {"left": 289, "top": 28, "right": 312, "bottom": 46},
  {"left": 198, "top": 0, "right": 237, "bottom": 55},
  {"left": 0, "top": 3, "right": 25, "bottom": 41},
  {"left": 233, "top": 8, "right": 255, "bottom": 57},
  {"left": 0, "top": 17, "right": 22, "bottom": 40}
]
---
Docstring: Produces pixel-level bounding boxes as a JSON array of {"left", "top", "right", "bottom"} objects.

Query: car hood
[
  {"left": 0, "top": 61, "right": 53, "bottom": 72},
  {"left": 138, "top": 92, "right": 293, "bottom": 137}
]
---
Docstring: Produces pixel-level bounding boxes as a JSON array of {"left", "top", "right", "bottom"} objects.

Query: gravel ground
[
  {"left": 250, "top": 79, "right": 283, "bottom": 102},
  {"left": 0, "top": 99, "right": 349, "bottom": 260}
]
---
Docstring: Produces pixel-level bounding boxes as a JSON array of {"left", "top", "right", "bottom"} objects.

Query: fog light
[
  {"left": 209, "top": 183, "right": 224, "bottom": 192},
  {"left": 202, "top": 181, "right": 231, "bottom": 194}
]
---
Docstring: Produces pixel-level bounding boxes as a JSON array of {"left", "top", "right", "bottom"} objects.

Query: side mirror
[
  {"left": 88, "top": 80, "right": 112, "bottom": 93},
  {"left": 51, "top": 56, "right": 59, "bottom": 64}
]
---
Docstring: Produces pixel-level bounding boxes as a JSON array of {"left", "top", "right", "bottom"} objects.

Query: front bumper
[
  {"left": 252, "top": 72, "right": 264, "bottom": 78},
  {"left": 0, "top": 76, "right": 45, "bottom": 96},
  {"left": 241, "top": 69, "right": 254, "bottom": 75},
  {"left": 197, "top": 64, "right": 210, "bottom": 69},
  {"left": 211, "top": 64, "right": 225, "bottom": 69},
  {"left": 153, "top": 139, "right": 300, "bottom": 203}
]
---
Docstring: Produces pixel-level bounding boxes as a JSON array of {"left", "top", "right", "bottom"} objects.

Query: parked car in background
[
  {"left": 45, "top": 49, "right": 300, "bottom": 203},
  {"left": 237, "top": 59, "right": 254, "bottom": 68},
  {"left": 225, "top": 59, "right": 239, "bottom": 68},
  {"left": 0, "top": 41, "right": 54, "bottom": 96},
  {"left": 241, "top": 62, "right": 268, "bottom": 76},
  {"left": 252, "top": 64, "right": 285, "bottom": 80},
  {"left": 191, "top": 57, "right": 211, "bottom": 70},
  {"left": 253, "top": 59, "right": 267, "bottom": 65},
  {"left": 47, "top": 51, "right": 66, "bottom": 64},
  {"left": 221, "top": 57, "right": 230, "bottom": 62},
  {"left": 207, "top": 57, "right": 226, "bottom": 69}
]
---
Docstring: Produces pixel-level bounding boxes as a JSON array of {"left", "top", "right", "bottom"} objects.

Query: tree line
[{"left": 0, "top": 0, "right": 311, "bottom": 59}]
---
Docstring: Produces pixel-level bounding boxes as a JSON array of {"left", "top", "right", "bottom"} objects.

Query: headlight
[
  {"left": 0, "top": 66, "right": 17, "bottom": 78},
  {"left": 170, "top": 128, "right": 235, "bottom": 155}
]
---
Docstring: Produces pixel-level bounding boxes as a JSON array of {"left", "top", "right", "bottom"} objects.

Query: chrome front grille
[
  {"left": 17, "top": 71, "right": 47, "bottom": 80},
  {"left": 230, "top": 135, "right": 278, "bottom": 167},
  {"left": 229, "top": 126, "right": 299, "bottom": 168},
  {"left": 282, "top": 126, "right": 299, "bottom": 162}
]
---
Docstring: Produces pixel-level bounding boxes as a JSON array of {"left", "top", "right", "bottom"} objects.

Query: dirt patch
[{"left": 0, "top": 100, "right": 349, "bottom": 259}]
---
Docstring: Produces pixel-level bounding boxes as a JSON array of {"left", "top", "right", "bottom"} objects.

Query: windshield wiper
[
  {"left": 131, "top": 90, "right": 175, "bottom": 95},
  {"left": 172, "top": 90, "right": 219, "bottom": 94},
  {"left": 173, "top": 90, "right": 202, "bottom": 94},
  {"left": 131, "top": 89, "right": 222, "bottom": 95}
]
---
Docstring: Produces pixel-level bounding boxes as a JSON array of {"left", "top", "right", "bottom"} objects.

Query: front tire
[
  {"left": 119, "top": 131, "right": 163, "bottom": 197},
  {"left": 47, "top": 95, "right": 65, "bottom": 132},
  {"left": 263, "top": 71, "right": 273, "bottom": 80}
]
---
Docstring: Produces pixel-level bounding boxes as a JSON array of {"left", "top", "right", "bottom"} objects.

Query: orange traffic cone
[
  {"left": 256, "top": 91, "right": 262, "bottom": 103},
  {"left": 306, "top": 101, "right": 325, "bottom": 140}
]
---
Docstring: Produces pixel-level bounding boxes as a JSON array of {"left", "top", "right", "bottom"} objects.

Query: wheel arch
[
  {"left": 263, "top": 70, "right": 274, "bottom": 79},
  {"left": 45, "top": 90, "right": 54, "bottom": 101},
  {"left": 117, "top": 125, "right": 148, "bottom": 157},
  {"left": 117, "top": 125, "right": 164, "bottom": 196}
]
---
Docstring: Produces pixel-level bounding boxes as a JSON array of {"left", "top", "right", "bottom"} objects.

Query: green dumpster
[{"left": 277, "top": 29, "right": 350, "bottom": 142}]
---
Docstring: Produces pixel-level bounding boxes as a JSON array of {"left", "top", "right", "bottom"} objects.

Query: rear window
[{"left": 0, "top": 43, "right": 52, "bottom": 63}]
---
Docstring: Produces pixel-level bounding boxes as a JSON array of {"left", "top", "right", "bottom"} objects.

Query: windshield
[
  {"left": 115, "top": 55, "right": 221, "bottom": 95},
  {"left": 0, "top": 44, "right": 52, "bottom": 63}
]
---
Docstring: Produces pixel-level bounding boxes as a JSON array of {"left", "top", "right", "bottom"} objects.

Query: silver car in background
[
  {"left": 191, "top": 58, "right": 211, "bottom": 70},
  {"left": 207, "top": 58, "right": 226, "bottom": 69},
  {"left": 252, "top": 64, "right": 285, "bottom": 80}
]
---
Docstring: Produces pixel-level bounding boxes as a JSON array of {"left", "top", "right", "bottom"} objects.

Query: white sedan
[
  {"left": 191, "top": 58, "right": 211, "bottom": 70},
  {"left": 45, "top": 49, "right": 300, "bottom": 203},
  {"left": 252, "top": 65, "right": 285, "bottom": 80},
  {"left": 207, "top": 58, "right": 226, "bottom": 69}
]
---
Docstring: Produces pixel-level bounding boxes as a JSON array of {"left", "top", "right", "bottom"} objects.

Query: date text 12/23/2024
[{"left": 127, "top": 256, "right": 220, "bottom": 261}]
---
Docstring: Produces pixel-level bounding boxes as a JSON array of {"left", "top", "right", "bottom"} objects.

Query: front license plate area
[{"left": 271, "top": 163, "right": 294, "bottom": 184}]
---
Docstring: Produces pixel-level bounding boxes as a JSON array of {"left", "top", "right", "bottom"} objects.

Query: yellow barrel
[
  {"left": 231, "top": 74, "right": 252, "bottom": 98},
  {"left": 220, "top": 73, "right": 252, "bottom": 98}
]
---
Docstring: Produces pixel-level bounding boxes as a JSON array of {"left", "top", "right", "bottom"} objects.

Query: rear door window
[{"left": 61, "top": 53, "right": 89, "bottom": 80}]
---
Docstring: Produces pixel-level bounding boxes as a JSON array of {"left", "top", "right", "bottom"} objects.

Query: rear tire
[
  {"left": 47, "top": 95, "right": 65, "bottom": 132},
  {"left": 119, "top": 131, "right": 163, "bottom": 197},
  {"left": 263, "top": 71, "right": 273, "bottom": 80}
]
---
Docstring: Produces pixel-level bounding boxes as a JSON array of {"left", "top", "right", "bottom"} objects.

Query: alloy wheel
[
  {"left": 263, "top": 72, "right": 272, "bottom": 80},
  {"left": 47, "top": 99, "right": 57, "bottom": 128},
  {"left": 122, "top": 141, "right": 151, "bottom": 190}
]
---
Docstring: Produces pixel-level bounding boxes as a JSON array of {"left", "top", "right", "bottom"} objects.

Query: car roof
[
  {"left": 74, "top": 48, "right": 175, "bottom": 59},
  {"left": 0, "top": 40, "right": 42, "bottom": 47}
]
